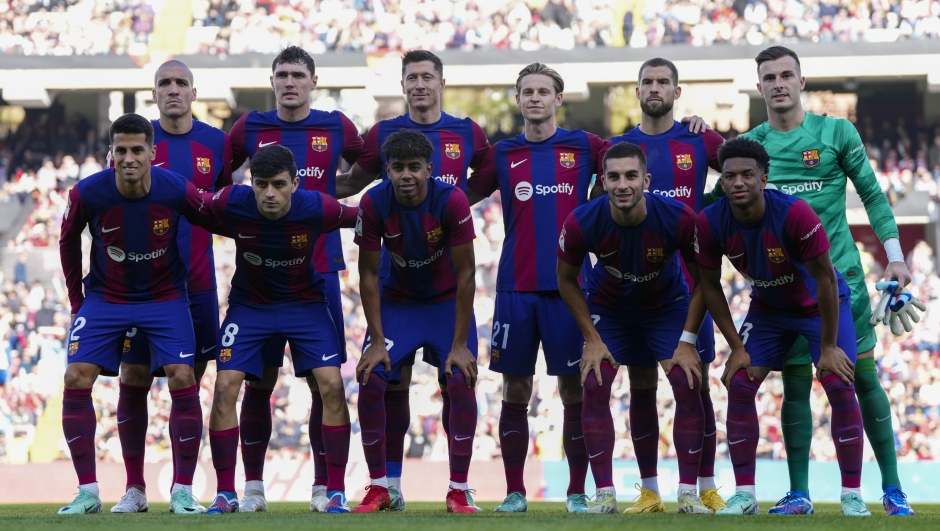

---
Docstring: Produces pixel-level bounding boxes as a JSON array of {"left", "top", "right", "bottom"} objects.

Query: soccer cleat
[
  {"left": 325, "top": 491, "right": 350, "bottom": 513},
  {"left": 239, "top": 489, "right": 267, "bottom": 513},
  {"left": 446, "top": 488, "right": 482, "bottom": 513},
  {"left": 677, "top": 490, "right": 712, "bottom": 514},
  {"left": 352, "top": 485, "right": 391, "bottom": 513},
  {"left": 205, "top": 492, "right": 239, "bottom": 514},
  {"left": 716, "top": 491, "right": 759, "bottom": 515},
  {"left": 699, "top": 488, "right": 726, "bottom": 513},
  {"left": 310, "top": 485, "right": 328, "bottom": 513},
  {"left": 882, "top": 485, "right": 915, "bottom": 516},
  {"left": 388, "top": 485, "right": 406, "bottom": 511},
  {"left": 566, "top": 492, "right": 590, "bottom": 513},
  {"left": 58, "top": 487, "right": 102, "bottom": 515},
  {"left": 110, "top": 487, "right": 148, "bottom": 513},
  {"left": 841, "top": 492, "right": 871, "bottom": 517},
  {"left": 768, "top": 491, "right": 814, "bottom": 515},
  {"left": 493, "top": 492, "right": 528, "bottom": 512},
  {"left": 588, "top": 489, "right": 618, "bottom": 514},
  {"left": 623, "top": 485, "right": 664, "bottom": 514},
  {"left": 169, "top": 489, "right": 207, "bottom": 514}
]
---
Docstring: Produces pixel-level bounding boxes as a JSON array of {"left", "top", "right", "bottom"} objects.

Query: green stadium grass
[{"left": 1, "top": 502, "right": 938, "bottom": 531}]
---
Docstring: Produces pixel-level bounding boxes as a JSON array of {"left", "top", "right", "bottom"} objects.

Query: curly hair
[
  {"left": 273, "top": 46, "right": 316, "bottom": 77},
  {"left": 381, "top": 129, "right": 434, "bottom": 163},
  {"left": 718, "top": 137, "right": 771, "bottom": 175}
]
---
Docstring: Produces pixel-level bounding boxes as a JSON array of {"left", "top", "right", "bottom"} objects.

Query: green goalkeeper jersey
[{"left": 725, "top": 113, "right": 898, "bottom": 278}]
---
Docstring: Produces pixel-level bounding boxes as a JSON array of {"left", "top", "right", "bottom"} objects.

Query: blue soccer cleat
[
  {"left": 206, "top": 492, "right": 239, "bottom": 514},
  {"left": 325, "top": 491, "right": 351, "bottom": 513},
  {"left": 882, "top": 485, "right": 914, "bottom": 516},
  {"left": 768, "top": 491, "right": 814, "bottom": 515}
]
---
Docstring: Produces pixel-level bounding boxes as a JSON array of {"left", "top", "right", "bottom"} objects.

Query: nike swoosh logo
[
  {"left": 318, "top": 451, "right": 326, "bottom": 455},
  {"left": 704, "top": 431, "right": 716, "bottom": 437},
  {"left": 101, "top": 226, "right": 119, "bottom": 233},
  {"left": 689, "top": 447, "right": 703, "bottom": 454},
  {"left": 179, "top": 352, "right": 194, "bottom": 358},
  {"left": 244, "top": 440, "right": 263, "bottom": 446},
  {"left": 455, "top": 435, "right": 472, "bottom": 441},
  {"left": 839, "top": 436, "right": 859, "bottom": 442},
  {"left": 384, "top": 232, "right": 402, "bottom": 239},
  {"left": 571, "top": 436, "right": 583, "bottom": 440},
  {"left": 633, "top": 433, "right": 652, "bottom": 441},
  {"left": 728, "top": 253, "right": 745, "bottom": 259},
  {"left": 154, "top": 162, "right": 165, "bottom": 167},
  {"left": 876, "top": 415, "right": 890, "bottom": 422},
  {"left": 201, "top": 345, "right": 216, "bottom": 354},
  {"left": 567, "top": 359, "right": 581, "bottom": 367},
  {"left": 588, "top": 451, "right": 604, "bottom": 459},
  {"left": 599, "top": 250, "right": 617, "bottom": 258},
  {"left": 501, "top": 430, "right": 520, "bottom": 436},
  {"left": 729, "top": 439, "right": 746, "bottom": 445},
  {"left": 117, "top": 418, "right": 131, "bottom": 424},
  {"left": 856, "top": 337, "right": 865, "bottom": 344},
  {"left": 66, "top": 436, "right": 81, "bottom": 443},
  {"left": 179, "top": 437, "right": 196, "bottom": 442},
  {"left": 363, "top": 439, "right": 380, "bottom": 446},
  {"left": 238, "top": 233, "right": 256, "bottom": 239},
  {"left": 258, "top": 140, "right": 277, "bottom": 148},
  {"left": 510, "top": 159, "right": 527, "bottom": 169},
  {"left": 322, "top": 354, "right": 339, "bottom": 361}
]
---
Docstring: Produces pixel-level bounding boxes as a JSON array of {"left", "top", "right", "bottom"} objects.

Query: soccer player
[
  {"left": 335, "top": 50, "right": 490, "bottom": 510},
  {"left": 466, "top": 63, "right": 606, "bottom": 513},
  {"left": 604, "top": 57, "right": 726, "bottom": 513},
  {"left": 199, "top": 145, "right": 357, "bottom": 514},
  {"left": 557, "top": 142, "right": 710, "bottom": 514},
  {"left": 352, "top": 129, "right": 480, "bottom": 513},
  {"left": 228, "top": 46, "right": 363, "bottom": 512},
  {"left": 738, "top": 46, "right": 914, "bottom": 515},
  {"left": 111, "top": 60, "right": 232, "bottom": 514},
  {"left": 58, "top": 114, "right": 207, "bottom": 514},
  {"left": 696, "top": 137, "right": 869, "bottom": 517}
]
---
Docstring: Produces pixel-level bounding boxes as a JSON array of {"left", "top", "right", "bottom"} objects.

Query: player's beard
[{"left": 640, "top": 98, "right": 674, "bottom": 119}]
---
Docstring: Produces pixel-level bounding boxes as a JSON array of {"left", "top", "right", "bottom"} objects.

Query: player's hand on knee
[
  {"left": 720, "top": 345, "right": 753, "bottom": 389},
  {"left": 669, "top": 342, "right": 703, "bottom": 389},
  {"left": 357, "top": 342, "right": 390, "bottom": 386},
  {"left": 444, "top": 344, "right": 478, "bottom": 388},
  {"left": 579, "top": 340, "right": 616, "bottom": 387},
  {"left": 816, "top": 345, "right": 854, "bottom": 384},
  {"left": 883, "top": 263, "right": 913, "bottom": 292}
]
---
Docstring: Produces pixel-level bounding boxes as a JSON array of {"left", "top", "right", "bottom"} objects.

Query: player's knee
[
  {"left": 556, "top": 374, "right": 584, "bottom": 404},
  {"left": 627, "top": 366, "right": 659, "bottom": 390},
  {"left": 163, "top": 364, "right": 196, "bottom": 389},
  {"left": 255, "top": 366, "right": 279, "bottom": 389},
  {"left": 64, "top": 364, "right": 96, "bottom": 389},
  {"left": 213, "top": 372, "right": 243, "bottom": 406},
  {"left": 305, "top": 374, "right": 320, "bottom": 393},
  {"left": 502, "top": 375, "right": 532, "bottom": 404},
  {"left": 119, "top": 362, "right": 153, "bottom": 387},
  {"left": 193, "top": 361, "right": 209, "bottom": 382}
]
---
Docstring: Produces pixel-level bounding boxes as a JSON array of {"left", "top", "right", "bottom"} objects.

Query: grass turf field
[{"left": 1, "top": 502, "right": 939, "bottom": 531}]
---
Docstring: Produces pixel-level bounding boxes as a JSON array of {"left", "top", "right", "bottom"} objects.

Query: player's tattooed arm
[
  {"left": 335, "top": 163, "right": 378, "bottom": 199},
  {"left": 805, "top": 250, "right": 855, "bottom": 384},
  {"left": 445, "top": 241, "right": 478, "bottom": 388},
  {"left": 699, "top": 266, "right": 751, "bottom": 388},
  {"left": 357, "top": 247, "right": 391, "bottom": 385}
]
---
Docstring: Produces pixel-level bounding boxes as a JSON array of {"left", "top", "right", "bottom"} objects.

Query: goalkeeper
[{"left": 707, "top": 46, "right": 917, "bottom": 516}]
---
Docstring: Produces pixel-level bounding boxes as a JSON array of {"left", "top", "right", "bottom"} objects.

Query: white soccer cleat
[
  {"left": 110, "top": 487, "right": 148, "bottom": 513},
  {"left": 239, "top": 489, "right": 268, "bottom": 513},
  {"left": 587, "top": 488, "right": 618, "bottom": 514},
  {"left": 310, "top": 485, "right": 328, "bottom": 512}
]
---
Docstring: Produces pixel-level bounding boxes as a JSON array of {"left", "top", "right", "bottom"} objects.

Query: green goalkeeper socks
[
  {"left": 781, "top": 364, "right": 813, "bottom": 494},
  {"left": 854, "top": 357, "right": 901, "bottom": 488}
]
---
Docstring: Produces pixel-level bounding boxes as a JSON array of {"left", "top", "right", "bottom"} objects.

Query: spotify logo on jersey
[
  {"left": 390, "top": 251, "right": 407, "bottom": 267},
  {"left": 243, "top": 252, "right": 263, "bottom": 266},
  {"left": 515, "top": 182, "right": 533, "bottom": 201},
  {"left": 107, "top": 246, "right": 126, "bottom": 262}
]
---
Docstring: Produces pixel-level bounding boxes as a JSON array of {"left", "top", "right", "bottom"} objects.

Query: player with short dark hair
[
  {"left": 200, "top": 144, "right": 358, "bottom": 514},
  {"left": 352, "top": 129, "right": 480, "bottom": 513},
  {"left": 696, "top": 137, "right": 869, "bottom": 517},
  {"left": 58, "top": 113, "right": 209, "bottom": 515},
  {"left": 111, "top": 60, "right": 233, "bottom": 514},
  {"left": 227, "top": 45, "right": 363, "bottom": 512},
  {"left": 467, "top": 62, "right": 606, "bottom": 514},
  {"left": 557, "top": 141, "right": 710, "bottom": 515}
]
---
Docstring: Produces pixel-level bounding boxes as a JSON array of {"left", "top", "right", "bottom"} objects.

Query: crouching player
[
  {"left": 354, "top": 129, "right": 480, "bottom": 513},
  {"left": 196, "top": 145, "right": 357, "bottom": 513},
  {"left": 695, "top": 137, "right": 869, "bottom": 516},
  {"left": 557, "top": 141, "right": 710, "bottom": 514}
]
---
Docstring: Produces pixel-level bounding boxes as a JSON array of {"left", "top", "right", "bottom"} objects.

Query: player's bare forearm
[
  {"left": 682, "top": 261, "right": 706, "bottom": 334},
  {"left": 335, "top": 164, "right": 377, "bottom": 199},
  {"left": 557, "top": 258, "right": 601, "bottom": 344},
  {"left": 699, "top": 267, "right": 743, "bottom": 350},
  {"left": 358, "top": 248, "right": 385, "bottom": 343},
  {"left": 806, "top": 251, "right": 840, "bottom": 347},
  {"left": 450, "top": 242, "right": 476, "bottom": 349}
]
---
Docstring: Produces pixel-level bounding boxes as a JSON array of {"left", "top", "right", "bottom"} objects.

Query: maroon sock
[
  {"left": 118, "top": 383, "right": 149, "bottom": 491},
  {"left": 384, "top": 389, "right": 410, "bottom": 478},
  {"left": 63, "top": 387, "right": 97, "bottom": 485},
  {"left": 239, "top": 385, "right": 272, "bottom": 482},
  {"left": 629, "top": 387, "right": 659, "bottom": 479},
  {"left": 209, "top": 427, "right": 239, "bottom": 493},
  {"left": 322, "top": 424, "right": 350, "bottom": 492},
  {"left": 726, "top": 370, "right": 761, "bottom": 486},
  {"left": 499, "top": 400, "right": 528, "bottom": 495},
  {"left": 440, "top": 386, "right": 451, "bottom": 437},
  {"left": 699, "top": 387, "right": 717, "bottom": 479},
  {"left": 582, "top": 362, "right": 616, "bottom": 489},
  {"left": 821, "top": 374, "right": 863, "bottom": 488},
  {"left": 357, "top": 375, "right": 388, "bottom": 479},
  {"left": 169, "top": 384, "right": 203, "bottom": 485},
  {"left": 446, "top": 373, "right": 477, "bottom": 484},
  {"left": 666, "top": 366, "right": 705, "bottom": 485},
  {"left": 309, "top": 391, "right": 326, "bottom": 487}
]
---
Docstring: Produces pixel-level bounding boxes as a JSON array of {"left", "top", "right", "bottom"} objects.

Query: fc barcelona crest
[
  {"left": 220, "top": 348, "right": 232, "bottom": 363},
  {"left": 676, "top": 154, "right": 693, "bottom": 171},
  {"left": 122, "top": 339, "right": 131, "bottom": 353},
  {"left": 444, "top": 143, "right": 461, "bottom": 159},
  {"left": 311, "top": 136, "right": 329, "bottom": 152},
  {"left": 426, "top": 226, "right": 443, "bottom": 243},
  {"left": 196, "top": 157, "right": 212, "bottom": 174},
  {"left": 291, "top": 234, "right": 309, "bottom": 249},
  {"left": 647, "top": 248, "right": 664, "bottom": 262},
  {"left": 153, "top": 218, "right": 170, "bottom": 235},
  {"left": 767, "top": 247, "right": 785, "bottom": 263},
  {"left": 68, "top": 341, "right": 79, "bottom": 356},
  {"left": 802, "top": 149, "right": 820, "bottom": 168},
  {"left": 559, "top": 152, "right": 576, "bottom": 168}
]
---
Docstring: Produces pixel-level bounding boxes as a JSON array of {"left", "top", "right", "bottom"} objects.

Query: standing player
[
  {"left": 200, "top": 145, "right": 357, "bottom": 514},
  {"left": 228, "top": 46, "right": 363, "bottom": 512},
  {"left": 557, "top": 142, "right": 710, "bottom": 514},
  {"left": 58, "top": 114, "right": 206, "bottom": 514},
  {"left": 466, "top": 63, "right": 606, "bottom": 513},
  {"left": 604, "top": 57, "right": 726, "bottom": 513},
  {"left": 353, "top": 129, "right": 480, "bottom": 513},
  {"left": 738, "top": 46, "right": 914, "bottom": 515},
  {"left": 111, "top": 60, "right": 232, "bottom": 514},
  {"left": 335, "top": 50, "right": 490, "bottom": 510},
  {"left": 696, "top": 137, "right": 870, "bottom": 517}
]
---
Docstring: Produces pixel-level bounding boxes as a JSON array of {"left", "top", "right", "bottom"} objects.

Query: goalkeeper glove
[
  {"left": 887, "top": 289, "right": 927, "bottom": 335},
  {"left": 869, "top": 280, "right": 897, "bottom": 326}
]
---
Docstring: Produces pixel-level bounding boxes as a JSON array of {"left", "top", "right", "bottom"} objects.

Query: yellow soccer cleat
[
  {"left": 623, "top": 484, "right": 665, "bottom": 514},
  {"left": 700, "top": 487, "right": 726, "bottom": 513}
]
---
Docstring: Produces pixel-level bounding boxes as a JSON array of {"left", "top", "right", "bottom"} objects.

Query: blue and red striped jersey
[
  {"left": 229, "top": 109, "right": 363, "bottom": 273},
  {"left": 357, "top": 112, "right": 490, "bottom": 191},
  {"left": 198, "top": 185, "right": 357, "bottom": 306},
  {"left": 355, "top": 178, "right": 475, "bottom": 303},
  {"left": 468, "top": 128, "right": 606, "bottom": 292},
  {"left": 696, "top": 190, "right": 841, "bottom": 317},
  {"left": 59, "top": 167, "right": 205, "bottom": 313},
  {"left": 558, "top": 193, "right": 697, "bottom": 310}
]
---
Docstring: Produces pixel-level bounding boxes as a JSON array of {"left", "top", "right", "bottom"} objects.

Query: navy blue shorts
[
  {"left": 67, "top": 298, "right": 195, "bottom": 377},
  {"left": 121, "top": 290, "right": 219, "bottom": 374},
  {"left": 262, "top": 271, "right": 346, "bottom": 367},
  {"left": 217, "top": 300, "right": 341, "bottom": 380},
  {"left": 590, "top": 299, "right": 688, "bottom": 367},
  {"left": 488, "top": 291, "right": 582, "bottom": 377}
]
